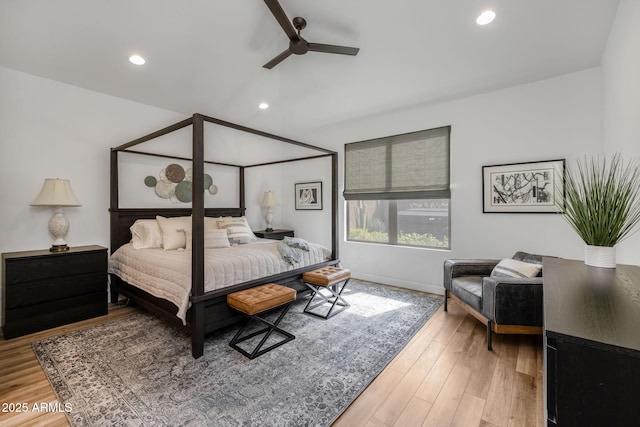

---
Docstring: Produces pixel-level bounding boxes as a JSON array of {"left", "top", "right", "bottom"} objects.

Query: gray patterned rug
[{"left": 33, "top": 280, "right": 442, "bottom": 427}]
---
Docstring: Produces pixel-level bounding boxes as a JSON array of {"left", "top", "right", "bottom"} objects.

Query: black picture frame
[
  {"left": 295, "top": 181, "right": 322, "bottom": 210},
  {"left": 482, "top": 159, "right": 565, "bottom": 213}
]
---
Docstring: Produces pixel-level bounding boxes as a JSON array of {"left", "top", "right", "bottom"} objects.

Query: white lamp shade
[
  {"left": 31, "top": 179, "right": 81, "bottom": 207},
  {"left": 261, "top": 191, "right": 279, "bottom": 207}
]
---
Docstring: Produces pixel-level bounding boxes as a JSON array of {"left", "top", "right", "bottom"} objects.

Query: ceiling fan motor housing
[{"left": 290, "top": 38, "right": 309, "bottom": 55}]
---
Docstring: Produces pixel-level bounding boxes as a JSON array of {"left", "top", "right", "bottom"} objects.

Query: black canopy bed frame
[{"left": 110, "top": 113, "right": 339, "bottom": 358}]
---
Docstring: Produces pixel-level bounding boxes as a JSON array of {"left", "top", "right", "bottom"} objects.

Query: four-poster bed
[{"left": 109, "top": 113, "right": 339, "bottom": 358}]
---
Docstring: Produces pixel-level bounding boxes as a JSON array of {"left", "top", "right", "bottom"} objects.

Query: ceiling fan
[{"left": 262, "top": 0, "right": 360, "bottom": 69}]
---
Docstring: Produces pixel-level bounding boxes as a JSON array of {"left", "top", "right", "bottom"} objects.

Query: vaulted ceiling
[{"left": 0, "top": 0, "right": 620, "bottom": 138}]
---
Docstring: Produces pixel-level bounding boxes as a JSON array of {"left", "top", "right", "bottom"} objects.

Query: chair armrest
[
  {"left": 481, "top": 277, "right": 543, "bottom": 326},
  {"left": 443, "top": 259, "right": 500, "bottom": 291}
]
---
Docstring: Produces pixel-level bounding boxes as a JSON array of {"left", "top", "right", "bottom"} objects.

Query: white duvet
[{"left": 108, "top": 239, "right": 331, "bottom": 324}]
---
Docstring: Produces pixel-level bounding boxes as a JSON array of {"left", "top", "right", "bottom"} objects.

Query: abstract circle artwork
[{"left": 144, "top": 163, "right": 217, "bottom": 203}]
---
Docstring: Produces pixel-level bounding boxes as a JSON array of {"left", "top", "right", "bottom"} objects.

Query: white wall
[
  {"left": 0, "top": 66, "right": 187, "bottom": 257},
  {"left": 602, "top": 0, "right": 640, "bottom": 265},
  {"left": 306, "top": 68, "right": 604, "bottom": 294}
]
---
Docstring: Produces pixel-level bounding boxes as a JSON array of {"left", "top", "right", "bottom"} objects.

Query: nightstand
[
  {"left": 253, "top": 229, "right": 295, "bottom": 240},
  {"left": 2, "top": 245, "right": 108, "bottom": 339}
]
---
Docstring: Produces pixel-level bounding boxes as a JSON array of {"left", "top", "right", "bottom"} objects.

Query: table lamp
[
  {"left": 261, "top": 190, "right": 279, "bottom": 232},
  {"left": 31, "top": 178, "right": 82, "bottom": 252}
]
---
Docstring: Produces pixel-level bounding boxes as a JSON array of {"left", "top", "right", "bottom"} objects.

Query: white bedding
[{"left": 108, "top": 239, "right": 331, "bottom": 324}]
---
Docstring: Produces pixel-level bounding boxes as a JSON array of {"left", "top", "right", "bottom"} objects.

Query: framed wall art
[
  {"left": 295, "top": 181, "right": 322, "bottom": 210},
  {"left": 482, "top": 159, "right": 565, "bottom": 213}
]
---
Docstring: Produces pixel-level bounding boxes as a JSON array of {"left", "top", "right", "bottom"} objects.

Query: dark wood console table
[{"left": 543, "top": 257, "right": 640, "bottom": 426}]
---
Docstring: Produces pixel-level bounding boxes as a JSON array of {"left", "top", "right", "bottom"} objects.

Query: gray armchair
[{"left": 443, "top": 251, "right": 544, "bottom": 350}]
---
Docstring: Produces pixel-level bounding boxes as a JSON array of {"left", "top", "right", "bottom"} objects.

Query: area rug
[{"left": 33, "top": 280, "right": 442, "bottom": 427}]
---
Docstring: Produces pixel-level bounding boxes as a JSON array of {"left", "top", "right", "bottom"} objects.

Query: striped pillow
[
  {"left": 216, "top": 217, "right": 257, "bottom": 244},
  {"left": 185, "top": 228, "right": 231, "bottom": 250},
  {"left": 223, "top": 226, "right": 253, "bottom": 245},
  {"left": 491, "top": 258, "right": 542, "bottom": 278}
]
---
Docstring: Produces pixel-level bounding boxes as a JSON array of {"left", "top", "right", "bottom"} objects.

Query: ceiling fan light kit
[{"left": 263, "top": 0, "right": 359, "bottom": 69}]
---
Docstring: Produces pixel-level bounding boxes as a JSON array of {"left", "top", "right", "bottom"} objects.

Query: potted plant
[{"left": 556, "top": 154, "right": 640, "bottom": 268}]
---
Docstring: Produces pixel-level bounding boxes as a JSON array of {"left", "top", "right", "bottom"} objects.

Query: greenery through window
[{"left": 347, "top": 199, "right": 449, "bottom": 248}]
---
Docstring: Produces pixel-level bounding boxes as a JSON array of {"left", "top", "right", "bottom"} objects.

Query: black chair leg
[
  {"left": 487, "top": 320, "right": 493, "bottom": 351},
  {"left": 444, "top": 289, "right": 448, "bottom": 311}
]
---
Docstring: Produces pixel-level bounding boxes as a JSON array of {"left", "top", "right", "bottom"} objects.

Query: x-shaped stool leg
[{"left": 303, "top": 278, "right": 350, "bottom": 319}]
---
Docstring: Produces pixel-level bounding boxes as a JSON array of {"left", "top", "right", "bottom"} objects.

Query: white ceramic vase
[{"left": 584, "top": 245, "right": 616, "bottom": 268}]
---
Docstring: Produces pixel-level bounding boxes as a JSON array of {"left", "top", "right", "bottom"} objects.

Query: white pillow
[
  {"left": 130, "top": 219, "right": 163, "bottom": 249},
  {"left": 491, "top": 258, "right": 542, "bottom": 278},
  {"left": 216, "top": 217, "right": 257, "bottom": 241},
  {"left": 156, "top": 216, "right": 192, "bottom": 250},
  {"left": 185, "top": 228, "right": 231, "bottom": 250}
]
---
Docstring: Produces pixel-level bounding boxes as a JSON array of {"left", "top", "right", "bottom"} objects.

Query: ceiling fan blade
[
  {"left": 263, "top": 0, "right": 298, "bottom": 40},
  {"left": 308, "top": 43, "right": 359, "bottom": 56},
  {"left": 263, "top": 49, "right": 293, "bottom": 69}
]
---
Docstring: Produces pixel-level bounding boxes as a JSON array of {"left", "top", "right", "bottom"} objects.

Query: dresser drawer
[
  {"left": 4, "top": 250, "right": 106, "bottom": 284},
  {"left": 5, "top": 272, "right": 106, "bottom": 309},
  {"left": 3, "top": 292, "right": 107, "bottom": 339}
]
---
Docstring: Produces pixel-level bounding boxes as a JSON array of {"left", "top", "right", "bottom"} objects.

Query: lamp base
[
  {"left": 50, "top": 244, "right": 70, "bottom": 253},
  {"left": 265, "top": 208, "right": 274, "bottom": 234}
]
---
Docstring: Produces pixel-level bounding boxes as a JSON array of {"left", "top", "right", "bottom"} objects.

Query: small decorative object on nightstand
[
  {"left": 2, "top": 245, "right": 108, "bottom": 339},
  {"left": 31, "top": 178, "right": 82, "bottom": 252},
  {"left": 261, "top": 190, "right": 279, "bottom": 232},
  {"left": 253, "top": 229, "right": 294, "bottom": 240}
]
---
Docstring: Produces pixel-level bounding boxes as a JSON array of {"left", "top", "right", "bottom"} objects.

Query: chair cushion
[
  {"left": 451, "top": 276, "right": 483, "bottom": 312},
  {"left": 491, "top": 258, "right": 542, "bottom": 278}
]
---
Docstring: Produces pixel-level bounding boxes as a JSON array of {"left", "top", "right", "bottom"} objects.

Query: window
[{"left": 344, "top": 126, "right": 450, "bottom": 249}]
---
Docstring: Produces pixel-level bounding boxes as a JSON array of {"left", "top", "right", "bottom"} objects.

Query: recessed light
[
  {"left": 129, "top": 54, "right": 146, "bottom": 65},
  {"left": 258, "top": 102, "right": 269, "bottom": 110},
  {"left": 476, "top": 10, "right": 496, "bottom": 26}
]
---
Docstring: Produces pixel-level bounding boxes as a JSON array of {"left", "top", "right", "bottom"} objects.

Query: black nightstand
[
  {"left": 253, "top": 229, "right": 295, "bottom": 240},
  {"left": 2, "top": 245, "right": 108, "bottom": 339}
]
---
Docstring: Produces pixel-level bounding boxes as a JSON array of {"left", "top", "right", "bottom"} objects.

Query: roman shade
[{"left": 344, "top": 126, "right": 450, "bottom": 200}]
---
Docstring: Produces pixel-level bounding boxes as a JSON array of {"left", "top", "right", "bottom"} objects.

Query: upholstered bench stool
[
  {"left": 227, "top": 283, "right": 296, "bottom": 359},
  {"left": 302, "top": 267, "right": 351, "bottom": 319}
]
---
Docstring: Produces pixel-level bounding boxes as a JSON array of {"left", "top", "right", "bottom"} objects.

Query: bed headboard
[{"left": 109, "top": 207, "right": 246, "bottom": 254}]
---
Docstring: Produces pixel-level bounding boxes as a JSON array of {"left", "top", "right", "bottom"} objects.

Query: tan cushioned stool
[
  {"left": 227, "top": 283, "right": 296, "bottom": 315},
  {"left": 227, "top": 283, "right": 296, "bottom": 359},
  {"left": 303, "top": 266, "right": 352, "bottom": 287},
  {"left": 302, "top": 266, "right": 351, "bottom": 319}
]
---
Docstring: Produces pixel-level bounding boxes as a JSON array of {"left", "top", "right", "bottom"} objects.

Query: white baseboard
[{"left": 351, "top": 272, "right": 444, "bottom": 296}]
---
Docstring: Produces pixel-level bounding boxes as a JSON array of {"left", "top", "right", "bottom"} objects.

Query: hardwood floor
[
  {"left": 0, "top": 300, "right": 543, "bottom": 427},
  {"left": 0, "top": 305, "right": 137, "bottom": 427},
  {"left": 334, "top": 301, "right": 545, "bottom": 427}
]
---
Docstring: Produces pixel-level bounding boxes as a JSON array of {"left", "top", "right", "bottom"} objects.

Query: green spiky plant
[{"left": 557, "top": 154, "right": 640, "bottom": 247}]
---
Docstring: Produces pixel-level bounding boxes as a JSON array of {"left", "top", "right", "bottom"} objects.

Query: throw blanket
[{"left": 278, "top": 236, "right": 311, "bottom": 264}]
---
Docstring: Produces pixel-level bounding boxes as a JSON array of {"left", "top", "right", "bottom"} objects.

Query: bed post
[
  {"left": 239, "top": 166, "right": 245, "bottom": 210},
  {"left": 331, "top": 152, "right": 339, "bottom": 260},
  {"left": 191, "top": 113, "right": 205, "bottom": 358},
  {"left": 109, "top": 149, "right": 119, "bottom": 303}
]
